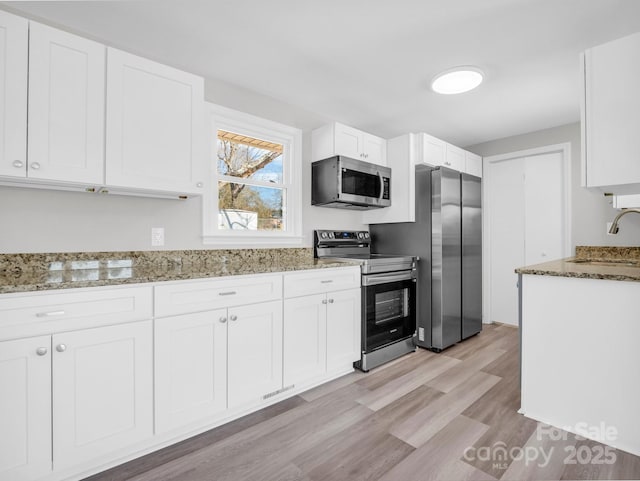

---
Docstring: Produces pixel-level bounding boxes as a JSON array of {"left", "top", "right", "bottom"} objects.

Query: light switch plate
[{"left": 151, "top": 227, "right": 165, "bottom": 246}]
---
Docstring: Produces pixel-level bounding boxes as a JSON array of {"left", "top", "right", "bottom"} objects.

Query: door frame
[{"left": 482, "top": 142, "right": 572, "bottom": 324}]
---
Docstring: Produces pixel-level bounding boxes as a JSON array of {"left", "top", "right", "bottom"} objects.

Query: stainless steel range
[{"left": 314, "top": 230, "right": 417, "bottom": 371}]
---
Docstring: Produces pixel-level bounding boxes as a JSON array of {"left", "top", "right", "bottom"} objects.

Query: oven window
[
  {"left": 375, "top": 289, "right": 408, "bottom": 325},
  {"left": 342, "top": 169, "right": 380, "bottom": 198}
]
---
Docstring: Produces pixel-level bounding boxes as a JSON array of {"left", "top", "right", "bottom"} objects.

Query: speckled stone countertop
[
  {"left": 0, "top": 248, "right": 360, "bottom": 294},
  {"left": 515, "top": 246, "right": 640, "bottom": 282}
]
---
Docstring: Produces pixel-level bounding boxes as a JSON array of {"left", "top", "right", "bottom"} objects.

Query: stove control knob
[
  {"left": 320, "top": 232, "right": 327, "bottom": 239},
  {"left": 358, "top": 232, "right": 364, "bottom": 239},
  {"left": 364, "top": 233, "right": 370, "bottom": 239},
  {"left": 329, "top": 232, "right": 334, "bottom": 238}
]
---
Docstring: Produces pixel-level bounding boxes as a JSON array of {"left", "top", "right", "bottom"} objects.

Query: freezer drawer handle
[
  {"left": 219, "top": 291, "right": 237, "bottom": 296},
  {"left": 320, "top": 280, "right": 333, "bottom": 284}
]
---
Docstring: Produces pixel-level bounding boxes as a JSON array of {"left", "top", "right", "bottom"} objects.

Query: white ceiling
[{"left": 5, "top": 0, "right": 640, "bottom": 146}]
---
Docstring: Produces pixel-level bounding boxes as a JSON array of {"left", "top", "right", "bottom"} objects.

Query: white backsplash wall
[
  {"left": 0, "top": 77, "right": 367, "bottom": 254},
  {"left": 467, "top": 122, "right": 640, "bottom": 249}
]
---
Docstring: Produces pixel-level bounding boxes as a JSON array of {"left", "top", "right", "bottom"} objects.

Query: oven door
[{"left": 362, "top": 271, "right": 417, "bottom": 353}]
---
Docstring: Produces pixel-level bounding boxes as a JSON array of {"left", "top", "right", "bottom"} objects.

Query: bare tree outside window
[{"left": 217, "top": 130, "right": 284, "bottom": 231}]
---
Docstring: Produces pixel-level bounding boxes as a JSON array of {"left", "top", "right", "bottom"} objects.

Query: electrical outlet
[{"left": 151, "top": 227, "right": 165, "bottom": 246}]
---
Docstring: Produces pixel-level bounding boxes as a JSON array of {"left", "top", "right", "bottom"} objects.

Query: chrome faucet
[{"left": 608, "top": 208, "right": 640, "bottom": 234}]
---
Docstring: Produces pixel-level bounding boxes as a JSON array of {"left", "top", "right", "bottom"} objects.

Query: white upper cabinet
[
  {"left": 415, "top": 132, "right": 478, "bottom": 174},
  {"left": 415, "top": 133, "right": 446, "bottom": 167},
  {"left": 312, "top": 122, "right": 387, "bottom": 166},
  {"left": 445, "top": 144, "right": 465, "bottom": 171},
  {"left": 106, "top": 48, "right": 206, "bottom": 195},
  {"left": 0, "top": 10, "right": 28, "bottom": 178},
  {"left": 28, "top": 22, "right": 105, "bottom": 185},
  {"left": 465, "top": 151, "right": 483, "bottom": 178},
  {"left": 582, "top": 32, "right": 640, "bottom": 194}
]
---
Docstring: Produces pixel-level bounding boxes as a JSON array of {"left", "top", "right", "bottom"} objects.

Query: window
[{"left": 203, "top": 104, "right": 302, "bottom": 246}]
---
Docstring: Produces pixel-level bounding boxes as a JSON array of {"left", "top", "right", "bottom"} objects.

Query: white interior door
[
  {"left": 524, "top": 152, "right": 564, "bottom": 265},
  {"left": 488, "top": 158, "right": 525, "bottom": 325},
  {"left": 485, "top": 147, "right": 568, "bottom": 326}
]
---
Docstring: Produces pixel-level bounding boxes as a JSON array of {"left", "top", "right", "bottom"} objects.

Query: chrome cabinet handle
[
  {"left": 36, "top": 310, "right": 65, "bottom": 318},
  {"left": 13, "top": 160, "right": 24, "bottom": 168},
  {"left": 219, "top": 291, "right": 236, "bottom": 296},
  {"left": 36, "top": 347, "right": 48, "bottom": 356},
  {"left": 320, "top": 280, "right": 333, "bottom": 284},
  {"left": 56, "top": 344, "right": 67, "bottom": 353},
  {"left": 196, "top": 182, "right": 203, "bottom": 188},
  {"left": 322, "top": 299, "right": 327, "bottom": 304},
  {"left": 328, "top": 299, "right": 334, "bottom": 303},
  {"left": 30, "top": 162, "right": 41, "bottom": 170},
  {"left": 219, "top": 316, "right": 227, "bottom": 323},
  {"left": 230, "top": 314, "right": 238, "bottom": 321}
]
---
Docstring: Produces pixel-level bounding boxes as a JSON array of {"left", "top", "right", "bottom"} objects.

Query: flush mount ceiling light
[{"left": 431, "top": 66, "right": 484, "bottom": 95}]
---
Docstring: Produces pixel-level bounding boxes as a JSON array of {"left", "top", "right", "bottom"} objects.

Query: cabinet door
[
  {"left": 418, "top": 133, "right": 445, "bottom": 167},
  {"left": 155, "top": 310, "right": 227, "bottom": 433},
  {"left": 0, "top": 10, "right": 28, "bottom": 178},
  {"left": 0, "top": 336, "right": 51, "bottom": 481},
  {"left": 283, "top": 294, "right": 327, "bottom": 387},
  {"left": 445, "top": 144, "right": 465, "bottom": 171},
  {"left": 465, "top": 151, "right": 483, "bottom": 178},
  {"left": 106, "top": 48, "right": 205, "bottom": 195},
  {"left": 227, "top": 301, "right": 283, "bottom": 409},
  {"left": 334, "top": 123, "right": 364, "bottom": 160},
  {"left": 326, "top": 288, "right": 361, "bottom": 371},
  {"left": 28, "top": 22, "right": 105, "bottom": 184},
  {"left": 584, "top": 33, "right": 640, "bottom": 190},
  {"left": 52, "top": 321, "right": 153, "bottom": 470},
  {"left": 363, "top": 133, "right": 387, "bottom": 166}
]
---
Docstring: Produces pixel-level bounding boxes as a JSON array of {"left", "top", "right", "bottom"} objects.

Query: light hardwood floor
[{"left": 85, "top": 324, "right": 640, "bottom": 481}]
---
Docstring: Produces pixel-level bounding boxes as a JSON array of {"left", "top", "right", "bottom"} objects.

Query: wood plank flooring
[{"left": 85, "top": 323, "right": 640, "bottom": 481}]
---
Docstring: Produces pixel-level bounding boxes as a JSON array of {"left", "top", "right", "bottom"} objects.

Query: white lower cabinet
[
  {"left": 0, "top": 336, "right": 52, "bottom": 481},
  {"left": 283, "top": 294, "right": 327, "bottom": 386},
  {"left": 0, "top": 268, "right": 361, "bottom": 481},
  {"left": 154, "top": 309, "right": 228, "bottom": 433},
  {"left": 0, "top": 320, "right": 152, "bottom": 480},
  {"left": 283, "top": 267, "right": 361, "bottom": 389},
  {"left": 283, "top": 288, "right": 361, "bottom": 387},
  {"left": 227, "top": 301, "right": 283, "bottom": 409},
  {"left": 326, "top": 288, "right": 362, "bottom": 371},
  {"left": 52, "top": 321, "right": 153, "bottom": 471}
]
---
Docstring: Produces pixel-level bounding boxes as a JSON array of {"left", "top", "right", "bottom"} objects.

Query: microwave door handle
[{"left": 378, "top": 172, "right": 384, "bottom": 200}]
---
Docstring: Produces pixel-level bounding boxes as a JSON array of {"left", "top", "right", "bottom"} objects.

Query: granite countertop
[
  {"left": 0, "top": 248, "right": 361, "bottom": 294},
  {"left": 515, "top": 246, "right": 640, "bottom": 282}
]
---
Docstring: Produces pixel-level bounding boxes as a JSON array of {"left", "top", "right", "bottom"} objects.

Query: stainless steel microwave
[{"left": 311, "top": 156, "right": 391, "bottom": 210}]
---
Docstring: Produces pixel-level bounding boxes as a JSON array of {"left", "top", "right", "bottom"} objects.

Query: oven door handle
[{"left": 362, "top": 271, "right": 416, "bottom": 286}]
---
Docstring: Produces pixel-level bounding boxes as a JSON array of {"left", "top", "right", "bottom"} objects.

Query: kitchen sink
[{"left": 568, "top": 259, "right": 640, "bottom": 267}]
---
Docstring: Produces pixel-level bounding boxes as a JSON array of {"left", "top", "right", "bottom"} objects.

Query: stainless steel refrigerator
[{"left": 370, "top": 165, "right": 482, "bottom": 351}]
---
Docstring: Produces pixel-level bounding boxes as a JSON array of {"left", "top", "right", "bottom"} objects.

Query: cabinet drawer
[
  {"left": 154, "top": 274, "right": 283, "bottom": 317},
  {"left": 0, "top": 286, "right": 153, "bottom": 340},
  {"left": 283, "top": 267, "right": 360, "bottom": 299}
]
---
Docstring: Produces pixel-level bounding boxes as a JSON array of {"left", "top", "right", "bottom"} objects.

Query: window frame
[{"left": 202, "top": 103, "right": 303, "bottom": 246}]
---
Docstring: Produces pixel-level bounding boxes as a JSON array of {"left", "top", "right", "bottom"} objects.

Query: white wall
[
  {"left": 0, "top": 77, "right": 367, "bottom": 254},
  {"left": 467, "top": 122, "right": 640, "bottom": 249}
]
